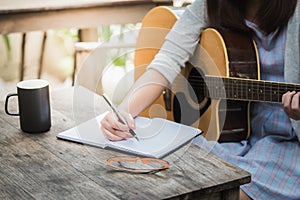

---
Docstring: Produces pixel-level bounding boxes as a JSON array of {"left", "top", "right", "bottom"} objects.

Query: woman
[{"left": 101, "top": 0, "right": 300, "bottom": 199}]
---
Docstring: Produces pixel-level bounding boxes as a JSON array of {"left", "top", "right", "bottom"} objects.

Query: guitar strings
[{"left": 170, "top": 75, "right": 300, "bottom": 102}]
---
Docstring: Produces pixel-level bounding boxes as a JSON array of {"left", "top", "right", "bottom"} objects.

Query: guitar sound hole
[
  {"left": 173, "top": 93, "right": 201, "bottom": 125},
  {"left": 173, "top": 66, "right": 211, "bottom": 126},
  {"left": 188, "top": 67, "right": 207, "bottom": 104}
]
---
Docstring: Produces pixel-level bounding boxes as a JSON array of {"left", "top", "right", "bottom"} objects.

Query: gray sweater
[{"left": 148, "top": 0, "right": 300, "bottom": 138}]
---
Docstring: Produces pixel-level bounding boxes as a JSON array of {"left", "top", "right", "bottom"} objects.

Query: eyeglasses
[{"left": 107, "top": 156, "right": 169, "bottom": 173}]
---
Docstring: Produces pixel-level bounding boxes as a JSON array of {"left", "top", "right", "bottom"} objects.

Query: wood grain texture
[
  {"left": 0, "top": 0, "right": 172, "bottom": 34},
  {"left": 0, "top": 0, "right": 171, "bottom": 13},
  {"left": 0, "top": 86, "right": 250, "bottom": 199}
]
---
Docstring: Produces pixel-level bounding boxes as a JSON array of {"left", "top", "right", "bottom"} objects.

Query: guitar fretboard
[{"left": 205, "top": 75, "right": 300, "bottom": 103}]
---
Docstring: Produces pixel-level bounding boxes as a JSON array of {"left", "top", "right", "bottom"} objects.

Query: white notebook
[{"left": 57, "top": 113, "right": 202, "bottom": 158}]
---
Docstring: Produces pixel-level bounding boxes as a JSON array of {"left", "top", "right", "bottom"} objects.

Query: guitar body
[
  {"left": 134, "top": 6, "right": 260, "bottom": 141},
  {"left": 174, "top": 29, "right": 259, "bottom": 141}
]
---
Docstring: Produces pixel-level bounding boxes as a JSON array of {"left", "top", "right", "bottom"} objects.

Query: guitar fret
[
  {"left": 271, "top": 82, "right": 279, "bottom": 102},
  {"left": 239, "top": 79, "right": 245, "bottom": 100},
  {"left": 247, "top": 79, "right": 253, "bottom": 101},
  {"left": 236, "top": 79, "right": 241, "bottom": 99},
  {"left": 219, "top": 77, "right": 226, "bottom": 99},
  {"left": 244, "top": 78, "right": 248, "bottom": 100},
  {"left": 252, "top": 79, "right": 259, "bottom": 101},
  {"left": 239, "top": 78, "right": 244, "bottom": 100},
  {"left": 256, "top": 80, "right": 261, "bottom": 101},
  {"left": 264, "top": 81, "right": 272, "bottom": 102},
  {"left": 225, "top": 78, "right": 230, "bottom": 99},
  {"left": 251, "top": 79, "right": 256, "bottom": 101},
  {"left": 259, "top": 81, "right": 265, "bottom": 101},
  {"left": 215, "top": 77, "right": 219, "bottom": 98},
  {"left": 233, "top": 79, "right": 238, "bottom": 99}
]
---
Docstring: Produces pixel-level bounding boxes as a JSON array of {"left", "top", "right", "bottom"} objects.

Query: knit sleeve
[{"left": 147, "top": 0, "right": 208, "bottom": 84}]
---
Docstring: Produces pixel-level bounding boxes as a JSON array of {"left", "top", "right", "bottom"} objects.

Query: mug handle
[{"left": 5, "top": 93, "right": 19, "bottom": 116}]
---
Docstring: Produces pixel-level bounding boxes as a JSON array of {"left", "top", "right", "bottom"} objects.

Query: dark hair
[{"left": 207, "top": 0, "right": 297, "bottom": 36}]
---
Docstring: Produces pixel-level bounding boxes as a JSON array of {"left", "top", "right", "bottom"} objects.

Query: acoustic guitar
[{"left": 134, "top": 6, "right": 300, "bottom": 142}]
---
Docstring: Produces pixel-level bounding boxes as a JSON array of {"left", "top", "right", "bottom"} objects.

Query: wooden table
[
  {"left": 0, "top": 86, "right": 251, "bottom": 199},
  {"left": 0, "top": 0, "right": 172, "bottom": 34}
]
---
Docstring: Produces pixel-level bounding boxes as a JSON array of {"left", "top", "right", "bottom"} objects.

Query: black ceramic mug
[{"left": 5, "top": 79, "right": 51, "bottom": 133}]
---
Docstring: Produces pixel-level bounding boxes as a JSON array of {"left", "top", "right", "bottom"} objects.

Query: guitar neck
[{"left": 205, "top": 75, "right": 300, "bottom": 103}]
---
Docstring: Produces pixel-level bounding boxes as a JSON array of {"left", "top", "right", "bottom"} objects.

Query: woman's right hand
[
  {"left": 100, "top": 111, "right": 136, "bottom": 141},
  {"left": 100, "top": 69, "right": 168, "bottom": 141}
]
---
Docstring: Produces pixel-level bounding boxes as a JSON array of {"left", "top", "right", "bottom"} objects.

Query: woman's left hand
[{"left": 282, "top": 91, "right": 300, "bottom": 120}]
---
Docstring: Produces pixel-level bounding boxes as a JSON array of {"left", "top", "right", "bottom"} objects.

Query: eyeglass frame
[{"left": 107, "top": 156, "right": 169, "bottom": 173}]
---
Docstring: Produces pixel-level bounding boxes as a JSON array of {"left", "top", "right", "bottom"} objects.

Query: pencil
[{"left": 102, "top": 94, "right": 139, "bottom": 141}]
